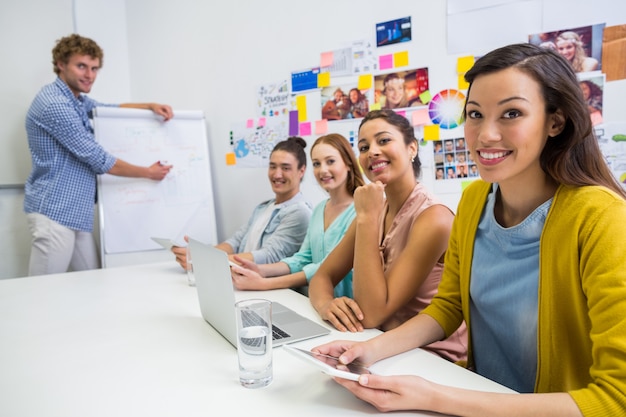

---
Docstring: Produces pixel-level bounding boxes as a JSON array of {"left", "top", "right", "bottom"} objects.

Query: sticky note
[
  {"left": 289, "top": 110, "right": 299, "bottom": 135},
  {"left": 318, "top": 72, "right": 331, "bottom": 88},
  {"left": 419, "top": 90, "right": 432, "bottom": 105},
  {"left": 369, "top": 102, "right": 382, "bottom": 111},
  {"left": 296, "top": 95, "right": 307, "bottom": 122},
  {"left": 396, "top": 110, "right": 407, "bottom": 118},
  {"left": 393, "top": 51, "right": 409, "bottom": 67},
  {"left": 457, "top": 56, "right": 475, "bottom": 74},
  {"left": 226, "top": 152, "right": 236, "bottom": 166},
  {"left": 315, "top": 119, "right": 328, "bottom": 135},
  {"left": 358, "top": 74, "right": 372, "bottom": 90},
  {"left": 411, "top": 108, "right": 430, "bottom": 126},
  {"left": 246, "top": 119, "right": 254, "bottom": 128},
  {"left": 461, "top": 180, "right": 474, "bottom": 190},
  {"left": 424, "top": 124, "right": 440, "bottom": 141},
  {"left": 321, "top": 51, "right": 333, "bottom": 67},
  {"left": 258, "top": 117, "right": 266, "bottom": 127},
  {"left": 300, "top": 122, "right": 312, "bottom": 136},
  {"left": 458, "top": 74, "right": 469, "bottom": 90},
  {"left": 379, "top": 54, "right": 393, "bottom": 70}
]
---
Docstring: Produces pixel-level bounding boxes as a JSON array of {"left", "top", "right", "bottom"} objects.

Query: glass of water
[
  {"left": 235, "top": 299, "right": 273, "bottom": 388},
  {"left": 186, "top": 246, "right": 195, "bottom": 287}
]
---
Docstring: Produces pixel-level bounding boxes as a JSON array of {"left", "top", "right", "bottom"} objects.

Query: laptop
[{"left": 188, "top": 238, "right": 330, "bottom": 348}]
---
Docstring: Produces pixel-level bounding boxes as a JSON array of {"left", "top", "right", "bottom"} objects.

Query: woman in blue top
[{"left": 231, "top": 133, "right": 365, "bottom": 297}]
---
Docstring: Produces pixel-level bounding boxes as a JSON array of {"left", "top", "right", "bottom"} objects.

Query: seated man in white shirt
[{"left": 172, "top": 136, "right": 312, "bottom": 269}]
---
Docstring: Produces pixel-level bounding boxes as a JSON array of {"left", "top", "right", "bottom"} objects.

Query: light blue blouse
[
  {"left": 282, "top": 199, "right": 355, "bottom": 298},
  {"left": 470, "top": 184, "right": 551, "bottom": 393}
]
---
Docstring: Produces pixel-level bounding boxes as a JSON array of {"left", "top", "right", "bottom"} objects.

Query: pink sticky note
[
  {"left": 300, "top": 122, "right": 312, "bottom": 136},
  {"left": 379, "top": 54, "right": 393, "bottom": 70},
  {"left": 411, "top": 108, "right": 430, "bottom": 126},
  {"left": 395, "top": 110, "right": 407, "bottom": 119},
  {"left": 246, "top": 119, "right": 254, "bottom": 128},
  {"left": 315, "top": 119, "right": 328, "bottom": 135},
  {"left": 258, "top": 117, "right": 266, "bottom": 127},
  {"left": 321, "top": 51, "right": 334, "bottom": 67}
]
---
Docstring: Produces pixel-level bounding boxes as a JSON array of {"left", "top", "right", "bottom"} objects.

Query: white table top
[{"left": 0, "top": 262, "right": 514, "bottom": 416}]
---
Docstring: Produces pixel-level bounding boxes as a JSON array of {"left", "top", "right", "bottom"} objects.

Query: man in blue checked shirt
[{"left": 24, "top": 34, "right": 173, "bottom": 276}]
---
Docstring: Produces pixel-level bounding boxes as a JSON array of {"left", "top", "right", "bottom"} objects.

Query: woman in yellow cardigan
[{"left": 310, "top": 43, "right": 626, "bottom": 416}]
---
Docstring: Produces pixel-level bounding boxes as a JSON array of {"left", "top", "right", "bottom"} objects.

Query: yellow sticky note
[
  {"left": 226, "top": 152, "right": 236, "bottom": 165},
  {"left": 369, "top": 102, "right": 382, "bottom": 111},
  {"left": 318, "top": 72, "right": 331, "bottom": 88},
  {"left": 393, "top": 51, "right": 409, "bottom": 68},
  {"left": 419, "top": 90, "right": 432, "bottom": 105},
  {"left": 357, "top": 74, "right": 372, "bottom": 90},
  {"left": 458, "top": 74, "right": 469, "bottom": 90},
  {"left": 423, "top": 124, "right": 440, "bottom": 141},
  {"left": 457, "top": 56, "right": 475, "bottom": 74},
  {"left": 296, "top": 95, "right": 307, "bottom": 122},
  {"left": 315, "top": 119, "right": 328, "bottom": 135}
]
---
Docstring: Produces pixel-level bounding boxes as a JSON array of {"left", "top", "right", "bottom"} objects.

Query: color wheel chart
[{"left": 428, "top": 89, "right": 466, "bottom": 129}]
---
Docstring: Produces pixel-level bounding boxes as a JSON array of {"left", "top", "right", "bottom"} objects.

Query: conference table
[{"left": 0, "top": 261, "right": 515, "bottom": 416}]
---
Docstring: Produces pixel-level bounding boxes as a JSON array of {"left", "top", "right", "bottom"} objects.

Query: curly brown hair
[{"left": 52, "top": 34, "right": 103, "bottom": 75}]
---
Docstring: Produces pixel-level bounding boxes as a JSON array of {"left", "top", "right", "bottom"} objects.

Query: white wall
[
  {"left": 122, "top": 0, "right": 456, "bottom": 242},
  {"left": 2, "top": 0, "right": 625, "bottom": 278},
  {"left": 0, "top": 0, "right": 74, "bottom": 278}
]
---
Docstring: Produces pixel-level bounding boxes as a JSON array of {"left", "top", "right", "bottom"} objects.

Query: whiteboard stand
[{"left": 94, "top": 107, "right": 218, "bottom": 268}]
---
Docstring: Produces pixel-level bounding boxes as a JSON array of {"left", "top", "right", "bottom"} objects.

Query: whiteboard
[{"left": 94, "top": 107, "right": 217, "bottom": 266}]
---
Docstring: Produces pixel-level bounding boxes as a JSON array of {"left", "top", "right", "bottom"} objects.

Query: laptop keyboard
[{"left": 241, "top": 309, "right": 291, "bottom": 340}]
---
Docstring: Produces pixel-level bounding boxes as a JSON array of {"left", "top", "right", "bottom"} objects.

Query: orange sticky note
[
  {"left": 458, "top": 74, "right": 469, "bottom": 90},
  {"left": 457, "top": 56, "right": 475, "bottom": 74},
  {"left": 358, "top": 74, "right": 372, "bottom": 90},
  {"left": 226, "top": 152, "right": 236, "bottom": 165},
  {"left": 315, "top": 119, "right": 328, "bottom": 135},
  {"left": 411, "top": 108, "right": 430, "bottom": 126},
  {"left": 393, "top": 51, "right": 409, "bottom": 67},
  {"left": 296, "top": 95, "right": 307, "bottom": 122},
  {"left": 317, "top": 72, "right": 331, "bottom": 88},
  {"left": 321, "top": 51, "right": 334, "bottom": 67},
  {"left": 423, "top": 124, "right": 440, "bottom": 141},
  {"left": 419, "top": 90, "right": 432, "bottom": 105}
]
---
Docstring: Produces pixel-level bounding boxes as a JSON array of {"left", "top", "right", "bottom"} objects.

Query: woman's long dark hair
[{"left": 464, "top": 43, "right": 626, "bottom": 198}]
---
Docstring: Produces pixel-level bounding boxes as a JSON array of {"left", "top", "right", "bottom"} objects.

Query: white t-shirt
[{"left": 241, "top": 202, "right": 275, "bottom": 253}]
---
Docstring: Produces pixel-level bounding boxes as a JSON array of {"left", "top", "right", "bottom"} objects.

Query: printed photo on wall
[
  {"left": 320, "top": 85, "right": 370, "bottom": 121},
  {"left": 256, "top": 80, "right": 293, "bottom": 118},
  {"left": 373, "top": 68, "right": 429, "bottom": 110},
  {"left": 433, "top": 138, "right": 477, "bottom": 181},
  {"left": 578, "top": 73, "right": 605, "bottom": 126},
  {"left": 376, "top": 16, "right": 412, "bottom": 47},
  {"left": 528, "top": 23, "right": 605, "bottom": 73}
]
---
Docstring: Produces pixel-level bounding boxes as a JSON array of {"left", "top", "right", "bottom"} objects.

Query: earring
[{"left": 410, "top": 154, "right": 415, "bottom": 163}]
